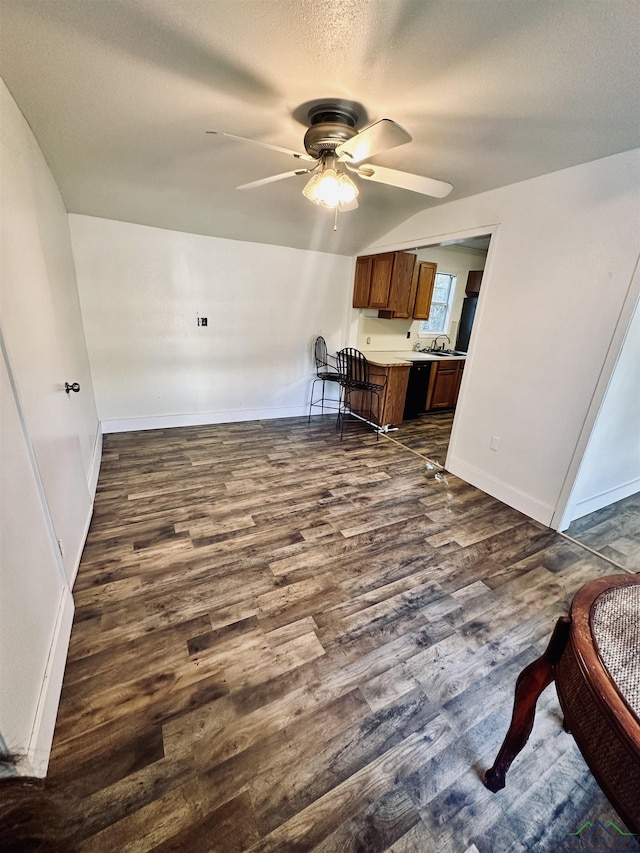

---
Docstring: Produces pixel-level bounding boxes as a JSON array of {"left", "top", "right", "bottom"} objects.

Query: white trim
[
  {"left": 364, "top": 223, "right": 499, "bottom": 255},
  {"left": 101, "top": 404, "right": 310, "bottom": 434},
  {"left": 63, "top": 425, "right": 103, "bottom": 587},
  {"left": 26, "top": 587, "right": 74, "bottom": 777},
  {"left": 68, "top": 496, "right": 95, "bottom": 588},
  {"left": 446, "top": 454, "right": 555, "bottom": 527},
  {"left": 87, "top": 423, "right": 102, "bottom": 499},
  {"left": 567, "top": 477, "right": 640, "bottom": 524},
  {"left": 445, "top": 226, "right": 499, "bottom": 489},
  {"left": 553, "top": 256, "right": 640, "bottom": 530}
]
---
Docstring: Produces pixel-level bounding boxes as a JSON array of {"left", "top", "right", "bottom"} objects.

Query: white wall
[
  {"left": 355, "top": 244, "right": 487, "bottom": 353},
  {"left": 365, "top": 149, "right": 640, "bottom": 526},
  {"left": 564, "top": 292, "right": 640, "bottom": 523},
  {"left": 0, "top": 79, "right": 99, "bottom": 771},
  {"left": 69, "top": 216, "right": 354, "bottom": 432}
]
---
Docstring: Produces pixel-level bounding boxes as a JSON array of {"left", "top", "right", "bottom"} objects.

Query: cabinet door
[
  {"left": 412, "top": 262, "right": 438, "bottom": 319},
  {"left": 427, "top": 362, "right": 461, "bottom": 410},
  {"left": 368, "top": 253, "right": 395, "bottom": 308},
  {"left": 353, "top": 256, "right": 373, "bottom": 307},
  {"left": 387, "top": 252, "right": 417, "bottom": 316},
  {"left": 466, "top": 270, "right": 483, "bottom": 294}
]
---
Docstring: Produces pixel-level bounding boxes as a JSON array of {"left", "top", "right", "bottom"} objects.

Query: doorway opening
[{"left": 356, "top": 231, "right": 493, "bottom": 472}]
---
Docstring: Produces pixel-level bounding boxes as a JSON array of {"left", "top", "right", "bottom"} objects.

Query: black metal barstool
[
  {"left": 336, "top": 348, "right": 386, "bottom": 440},
  {"left": 308, "top": 336, "right": 342, "bottom": 421}
]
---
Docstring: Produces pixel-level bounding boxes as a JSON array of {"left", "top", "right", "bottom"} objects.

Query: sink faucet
[{"left": 432, "top": 335, "right": 451, "bottom": 351}]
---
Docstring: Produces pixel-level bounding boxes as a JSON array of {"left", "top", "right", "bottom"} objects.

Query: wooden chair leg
[{"left": 484, "top": 616, "right": 571, "bottom": 792}]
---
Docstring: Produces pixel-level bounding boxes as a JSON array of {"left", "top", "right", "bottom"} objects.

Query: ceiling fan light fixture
[
  {"left": 302, "top": 166, "right": 359, "bottom": 209},
  {"left": 337, "top": 172, "right": 359, "bottom": 205}
]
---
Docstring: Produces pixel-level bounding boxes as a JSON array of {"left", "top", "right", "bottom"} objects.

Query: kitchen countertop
[{"left": 364, "top": 350, "right": 467, "bottom": 367}]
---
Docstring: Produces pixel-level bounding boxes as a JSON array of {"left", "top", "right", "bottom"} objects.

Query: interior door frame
[
  {"left": 553, "top": 253, "right": 640, "bottom": 530},
  {"left": 358, "top": 222, "right": 499, "bottom": 458}
]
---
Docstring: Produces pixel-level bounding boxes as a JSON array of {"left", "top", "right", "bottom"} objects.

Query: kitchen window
[{"left": 419, "top": 273, "right": 456, "bottom": 334}]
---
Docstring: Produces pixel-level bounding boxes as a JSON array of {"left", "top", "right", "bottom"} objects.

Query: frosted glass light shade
[{"left": 302, "top": 168, "right": 359, "bottom": 209}]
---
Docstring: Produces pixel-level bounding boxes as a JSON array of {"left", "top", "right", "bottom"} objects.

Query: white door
[
  {"left": 0, "top": 344, "right": 69, "bottom": 770},
  {"left": 1, "top": 121, "right": 93, "bottom": 584}
]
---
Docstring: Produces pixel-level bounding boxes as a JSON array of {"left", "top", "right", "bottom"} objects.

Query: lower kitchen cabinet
[
  {"left": 426, "top": 359, "right": 465, "bottom": 410},
  {"left": 348, "top": 362, "right": 410, "bottom": 428}
]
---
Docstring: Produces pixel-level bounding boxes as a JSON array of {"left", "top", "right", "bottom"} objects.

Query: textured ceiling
[{"left": 1, "top": 0, "right": 639, "bottom": 255}]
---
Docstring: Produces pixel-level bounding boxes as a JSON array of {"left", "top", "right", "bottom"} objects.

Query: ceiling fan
[{"left": 207, "top": 102, "right": 453, "bottom": 216}]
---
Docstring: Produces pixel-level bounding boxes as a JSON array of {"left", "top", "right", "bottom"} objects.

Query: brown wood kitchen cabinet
[
  {"left": 357, "top": 256, "right": 437, "bottom": 321},
  {"left": 426, "top": 359, "right": 465, "bottom": 410},
  {"left": 465, "top": 270, "right": 483, "bottom": 294},
  {"left": 352, "top": 255, "right": 374, "bottom": 307},
  {"left": 352, "top": 251, "right": 417, "bottom": 314},
  {"left": 347, "top": 360, "right": 411, "bottom": 428},
  {"left": 412, "top": 261, "right": 438, "bottom": 320}
]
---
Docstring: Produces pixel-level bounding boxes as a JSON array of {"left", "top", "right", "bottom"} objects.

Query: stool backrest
[
  {"left": 337, "top": 348, "right": 369, "bottom": 384},
  {"left": 314, "top": 336, "right": 330, "bottom": 370}
]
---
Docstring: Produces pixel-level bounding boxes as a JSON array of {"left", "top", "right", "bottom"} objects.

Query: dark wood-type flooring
[
  {"left": 388, "top": 412, "right": 454, "bottom": 468},
  {"left": 47, "top": 414, "right": 637, "bottom": 852},
  {"left": 566, "top": 492, "right": 640, "bottom": 571}
]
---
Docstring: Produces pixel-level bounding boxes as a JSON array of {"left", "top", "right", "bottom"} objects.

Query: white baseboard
[
  {"left": 568, "top": 477, "right": 640, "bottom": 523},
  {"left": 66, "top": 425, "right": 102, "bottom": 588},
  {"left": 87, "top": 423, "right": 102, "bottom": 499},
  {"left": 447, "top": 455, "right": 555, "bottom": 527},
  {"left": 69, "top": 494, "right": 95, "bottom": 589},
  {"left": 26, "top": 588, "right": 74, "bottom": 777},
  {"left": 101, "top": 405, "right": 309, "bottom": 434}
]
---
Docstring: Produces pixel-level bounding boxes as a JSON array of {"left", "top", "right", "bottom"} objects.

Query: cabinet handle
[{"left": 65, "top": 382, "right": 80, "bottom": 394}]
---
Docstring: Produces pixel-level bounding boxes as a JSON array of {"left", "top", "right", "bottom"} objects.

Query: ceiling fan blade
[
  {"left": 236, "top": 169, "right": 312, "bottom": 190},
  {"left": 357, "top": 164, "right": 453, "bottom": 198},
  {"left": 207, "top": 131, "right": 316, "bottom": 162},
  {"left": 336, "top": 119, "right": 411, "bottom": 164}
]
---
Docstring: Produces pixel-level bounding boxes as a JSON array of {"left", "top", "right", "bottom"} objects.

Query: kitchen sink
[{"left": 429, "top": 349, "right": 467, "bottom": 357}]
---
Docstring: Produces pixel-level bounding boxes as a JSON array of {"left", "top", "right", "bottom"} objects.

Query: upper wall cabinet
[
  {"left": 411, "top": 261, "right": 438, "bottom": 320},
  {"left": 465, "top": 270, "right": 484, "bottom": 294},
  {"left": 352, "top": 252, "right": 417, "bottom": 315}
]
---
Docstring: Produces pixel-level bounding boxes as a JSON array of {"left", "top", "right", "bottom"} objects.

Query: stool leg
[
  {"left": 339, "top": 386, "right": 350, "bottom": 440},
  {"left": 308, "top": 377, "right": 319, "bottom": 423}
]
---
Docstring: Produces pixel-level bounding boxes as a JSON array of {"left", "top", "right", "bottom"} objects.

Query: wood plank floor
[
  {"left": 396, "top": 412, "right": 639, "bottom": 571},
  {"left": 389, "top": 412, "right": 454, "bottom": 468},
  {"left": 47, "top": 414, "right": 637, "bottom": 852},
  {"left": 566, "top": 492, "right": 640, "bottom": 571}
]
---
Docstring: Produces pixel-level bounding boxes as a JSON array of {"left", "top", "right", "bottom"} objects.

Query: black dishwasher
[{"left": 403, "top": 361, "right": 433, "bottom": 419}]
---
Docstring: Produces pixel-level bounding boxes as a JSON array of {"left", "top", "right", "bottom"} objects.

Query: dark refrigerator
[{"left": 455, "top": 294, "right": 478, "bottom": 353}]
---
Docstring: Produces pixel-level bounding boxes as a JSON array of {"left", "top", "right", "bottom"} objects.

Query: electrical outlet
[{"left": 490, "top": 435, "right": 501, "bottom": 451}]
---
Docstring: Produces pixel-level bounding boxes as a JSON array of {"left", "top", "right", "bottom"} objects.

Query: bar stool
[
  {"left": 336, "top": 348, "right": 386, "bottom": 440},
  {"left": 308, "top": 336, "right": 342, "bottom": 421}
]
